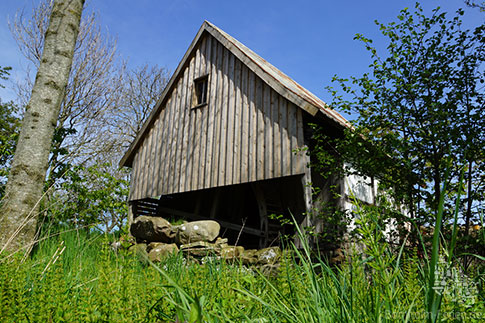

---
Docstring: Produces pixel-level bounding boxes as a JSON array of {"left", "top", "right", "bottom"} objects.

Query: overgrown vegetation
[
  {"left": 313, "top": 3, "right": 484, "bottom": 268},
  {"left": 1, "top": 205, "right": 483, "bottom": 322}
]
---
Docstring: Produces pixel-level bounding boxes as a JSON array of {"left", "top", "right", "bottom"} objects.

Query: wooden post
[
  {"left": 127, "top": 202, "right": 134, "bottom": 239},
  {"left": 295, "top": 161, "right": 313, "bottom": 249},
  {"left": 210, "top": 188, "right": 221, "bottom": 219},
  {"left": 251, "top": 183, "right": 268, "bottom": 248}
]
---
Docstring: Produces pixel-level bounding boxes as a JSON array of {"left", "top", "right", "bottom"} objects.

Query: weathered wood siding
[{"left": 129, "top": 33, "right": 308, "bottom": 201}]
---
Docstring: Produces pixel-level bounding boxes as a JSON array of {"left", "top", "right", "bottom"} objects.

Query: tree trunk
[{"left": 0, "top": 0, "right": 85, "bottom": 254}]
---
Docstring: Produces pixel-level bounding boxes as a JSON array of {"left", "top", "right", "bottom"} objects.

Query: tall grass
[{"left": 1, "top": 199, "right": 484, "bottom": 321}]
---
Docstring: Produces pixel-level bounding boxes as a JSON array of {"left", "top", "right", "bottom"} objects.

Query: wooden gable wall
[{"left": 129, "top": 33, "right": 309, "bottom": 201}]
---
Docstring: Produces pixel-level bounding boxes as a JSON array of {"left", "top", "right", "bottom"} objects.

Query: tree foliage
[
  {"left": 44, "top": 164, "right": 129, "bottom": 233},
  {"left": 315, "top": 4, "right": 484, "bottom": 232},
  {"left": 0, "top": 67, "right": 20, "bottom": 200}
]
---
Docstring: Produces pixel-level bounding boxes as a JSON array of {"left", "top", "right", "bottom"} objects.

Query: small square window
[{"left": 193, "top": 75, "right": 208, "bottom": 108}]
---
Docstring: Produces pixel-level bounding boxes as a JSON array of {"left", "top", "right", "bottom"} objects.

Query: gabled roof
[{"left": 120, "top": 21, "right": 350, "bottom": 167}]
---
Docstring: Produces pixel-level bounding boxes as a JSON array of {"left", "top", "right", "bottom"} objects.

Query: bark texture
[{"left": 0, "top": 0, "right": 84, "bottom": 253}]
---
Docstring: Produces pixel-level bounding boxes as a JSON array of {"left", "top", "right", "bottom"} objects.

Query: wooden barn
[{"left": 120, "top": 21, "right": 374, "bottom": 248}]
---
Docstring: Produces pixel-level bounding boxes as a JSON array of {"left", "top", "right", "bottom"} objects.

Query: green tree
[
  {"left": 315, "top": 4, "right": 484, "bottom": 240},
  {"left": 43, "top": 163, "right": 129, "bottom": 233}
]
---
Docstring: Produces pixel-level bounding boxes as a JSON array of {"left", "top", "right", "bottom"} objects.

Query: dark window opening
[{"left": 194, "top": 75, "right": 208, "bottom": 108}]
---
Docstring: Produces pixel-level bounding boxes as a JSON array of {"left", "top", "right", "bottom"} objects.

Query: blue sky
[{"left": 0, "top": 0, "right": 483, "bottom": 107}]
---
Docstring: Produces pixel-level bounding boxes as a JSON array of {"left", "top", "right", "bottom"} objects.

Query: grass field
[{"left": 1, "top": 213, "right": 483, "bottom": 323}]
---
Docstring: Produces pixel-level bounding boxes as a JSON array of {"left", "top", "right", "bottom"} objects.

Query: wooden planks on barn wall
[
  {"left": 233, "top": 57, "right": 242, "bottom": 184},
  {"left": 181, "top": 52, "right": 196, "bottom": 192},
  {"left": 198, "top": 36, "right": 212, "bottom": 189},
  {"left": 218, "top": 46, "right": 230, "bottom": 187},
  {"left": 280, "top": 97, "right": 290, "bottom": 176},
  {"left": 129, "top": 147, "right": 139, "bottom": 200},
  {"left": 149, "top": 117, "right": 161, "bottom": 197},
  {"left": 193, "top": 36, "right": 209, "bottom": 191},
  {"left": 129, "top": 34, "right": 309, "bottom": 201},
  {"left": 255, "top": 76, "right": 265, "bottom": 180},
  {"left": 240, "top": 64, "right": 249, "bottom": 184},
  {"left": 156, "top": 103, "right": 169, "bottom": 195},
  {"left": 289, "top": 102, "right": 299, "bottom": 175},
  {"left": 188, "top": 41, "right": 201, "bottom": 191},
  {"left": 177, "top": 43, "right": 194, "bottom": 194},
  {"left": 210, "top": 40, "right": 224, "bottom": 188},
  {"left": 158, "top": 97, "right": 172, "bottom": 196},
  {"left": 247, "top": 67, "right": 257, "bottom": 183},
  {"left": 225, "top": 50, "right": 236, "bottom": 185},
  {"left": 203, "top": 37, "right": 218, "bottom": 189},
  {"left": 139, "top": 129, "right": 149, "bottom": 199},
  {"left": 163, "top": 84, "right": 178, "bottom": 195}
]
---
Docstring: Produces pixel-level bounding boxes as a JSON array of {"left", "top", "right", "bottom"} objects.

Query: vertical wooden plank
[
  {"left": 271, "top": 91, "right": 282, "bottom": 177},
  {"left": 139, "top": 136, "right": 149, "bottom": 199},
  {"left": 136, "top": 144, "right": 146, "bottom": 200},
  {"left": 174, "top": 56, "right": 192, "bottom": 194},
  {"left": 129, "top": 151, "right": 139, "bottom": 201},
  {"left": 183, "top": 55, "right": 197, "bottom": 192},
  {"left": 138, "top": 133, "right": 150, "bottom": 199},
  {"left": 204, "top": 36, "right": 218, "bottom": 189},
  {"left": 280, "top": 97, "right": 290, "bottom": 176},
  {"left": 160, "top": 98, "right": 174, "bottom": 195},
  {"left": 255, "top": 77, "right": 264, "bottom": 180},
  {"left": 179, "top": 56, "right": 195, "bottom": 192},
  {"left": 298, "top": 167, "right": 314, "bottom": 248},
  {"left": 240, "top": 65, "right": 249, "bottom": 183},
  {"left": 296, "top": 107, "right": 305, "bottom": 174},
  {"left": 191, "top": 39, "right": 205, "bottom": 190},
  {"left": 198, "top": 35, "right": 212, "bottom": 189},
  {"left": 161, "top": 96, "right": 174, "bottom": 194},
  {"left": 273, "top": 92, "right": 282, "bottom": 178},
  {"left": 166, "top": 78, "right": 183, "bottom": 194},
  {"left": 217, "top": 47, "right": 229, "bottom": 186},
  {"left": 180, "top": 48, "right": 199, "bottom": 193},
  {"left": 153, "top": 111, "right": 165, "bottom": 197},
  {"left": 144, "top": 128, "right": 156, "bottom": 198},
  {"left": 150, "top": 116, "right": 162, "bottom": 197},
  {"left": 225, "top": 52, "right": 235, "bottom": 185},
  {"left": 199, "top": 36, "right": 208, "bottom": 76},
  {"left": 289, "top": 102, "right": 298, "bottom": 175},
  {"left": 211, "top": 42, "right": 224, "bottom": 187},
  {"left": 263, "top": 83, "right": 273, "bottom": 179},
  {"left": 232, "top": 57, "right": 242, "bottom": 184},
  {"left": 188, "top": 46, "right": 201, "bottom": 191},
  {"left": 156, "top": 106, "right": 169, "bottom": 195},
  {"left": 248, "top": 70, "right": 257, "bottom": 182}
]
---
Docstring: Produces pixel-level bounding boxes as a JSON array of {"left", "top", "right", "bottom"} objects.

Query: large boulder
[
  {"left": 130, "top": 216, "right": 175, "bottom": 243},
  {"left": 175, "top": 220, "right": 220, "bottom": 245},
  {"left": 148, "top": 243, "right": 179, "bottom": 262}
]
